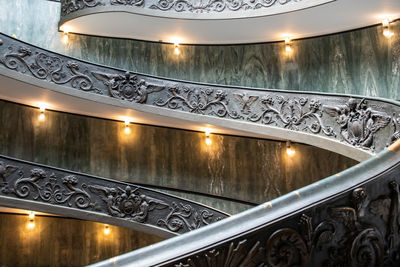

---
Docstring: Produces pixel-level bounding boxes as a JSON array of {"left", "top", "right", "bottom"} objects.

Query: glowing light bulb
[
  {"left": 27, "top": 220, "right": 35, "bottom": 229},
  {"left": 205, "top": 137, "right": 212, "bottom": 146},
  {"left": 286, "top": 141, "right": 295, "bottom": 156},
  {"left": 104, "top": 224, "right": 110, "bottom": 235},
  {"left": 28, "top": 211, "right": 35, "bottom": 220},
  {"left": 174, "top": 44, "right": 180, "bottom": 55},
  {"left": 38, "top": 113, "right": 45, "bottom": 121},
  {"left": 383, "top": 29, "right": 394, "bottom": 38},
  {"left": 63, "top": 33, "right": 69, "bottom": 44},
  {"left": 124, "top": 120, "right": 131, "bottom": 134},
  {"left": 285, "top": 37, "right": 293, "bottom": 54}
]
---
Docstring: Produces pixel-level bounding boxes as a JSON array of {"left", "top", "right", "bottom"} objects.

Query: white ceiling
[{"left": 60, "top": 0, "right": 400, "bottom": 44}]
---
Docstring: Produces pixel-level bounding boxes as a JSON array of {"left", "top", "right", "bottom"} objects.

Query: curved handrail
[
  {"left": 90, "top": 139, "right": 400, "bottom": 266},
  {"left": 59, "top": 0, "right": 333, "bottom": 21},
  {"left": 0, "top": 155, "right": 228, "bottom": 238},
  {"left": 1, "top": 33, "right": 399, "bottom": 161}
]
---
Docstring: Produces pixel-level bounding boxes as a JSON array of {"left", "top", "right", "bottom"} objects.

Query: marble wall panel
[{"left": 0, "top": 213, "right": 163, "bottom": 266}]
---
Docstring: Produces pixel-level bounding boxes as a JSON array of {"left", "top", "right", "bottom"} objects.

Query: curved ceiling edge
[
  {"left": 57, "top": 0, "right": 400, "bottom": 44},
  {"left": 1, "top": 33, "right": 399, "bottom": 161},
  {"left": 0, "top": 155, "right": 229, "bottom": 238},
  {"left": 59, "top": 0, "right": 334, "bottom": 21}
]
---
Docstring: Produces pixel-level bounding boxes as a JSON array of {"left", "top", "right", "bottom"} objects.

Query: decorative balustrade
[
  {"left": 90, "top": 140, "right": 400, "bottom": 266},
  {"left": 0, "top": 33, "right": 399, "bottom": 159},
  {"left": 58, "top": 0, "right": 334, "bottom": 20},
  {"left": 0, "top": 155, "right": 228, "bottom": 237}
]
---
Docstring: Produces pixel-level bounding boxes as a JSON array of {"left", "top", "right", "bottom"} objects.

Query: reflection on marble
[
  {"left": 0, "top": 100, "right": 357, "bottom": 207},
  {"left": 0, "top": 0, "right": 399, "bottom": 99}
]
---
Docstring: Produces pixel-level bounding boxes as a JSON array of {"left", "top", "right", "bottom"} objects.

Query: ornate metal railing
[
  {"left": 1, "top": 33, "right": 399, "bottom": 161},
  {"left": 0, "top": 155, "right": 228, "bottom": 238},
  {"left": 90, "top": 139, "right": 400, "bottom": 266},
  {"left": 58, "top": 0, "right": 334, "bottom": 20}
]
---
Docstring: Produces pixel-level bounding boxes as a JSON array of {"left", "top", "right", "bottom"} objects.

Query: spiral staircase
[{"left": 0, "top": 0, "right": 400, "bottom": 266}]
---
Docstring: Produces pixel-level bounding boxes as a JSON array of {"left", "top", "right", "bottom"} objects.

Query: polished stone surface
[
  {"left": 0, "top": 0, "right": 399, "bottom": 99},
  {"left": 0, "top": 100, "right": 357, "bottom": 214}
]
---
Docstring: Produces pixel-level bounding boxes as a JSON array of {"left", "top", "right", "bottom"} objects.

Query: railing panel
[{"left": 0, "top": 155, "right": 228, "bottom": 238}]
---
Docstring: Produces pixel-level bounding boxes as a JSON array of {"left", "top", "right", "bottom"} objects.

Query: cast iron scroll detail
[
  {"left": 111, "top": 0, "right": 144, "bottom": 6},
  {"left": 92, "top": 71, "right": 163, "bottom": 103},
  {"left": 0, "top": 45, "right": 100, "bottom": 93},
  {"left": 324, "top": 98, "right": 391, "bottom": 150},
  {"left": 150, "top": 0, "right": 299, "bottom": 13},
  {"left": 0, "top": 157, "right": 228, "bottom": 234},
  {"left": 248, "top": 95, "right": 335, "bottom": 136},
  {"left": 61, "top": 0, "right": 104, "bottom": 16},
  {"left": 390, "top": 113, "right": 400, "bottom": 145},
  {"left": 170, "top": 182, "right": 400, "bottom": 267},
  {"left": 155, "top": 86, "right": 241, "bottom": 119}
]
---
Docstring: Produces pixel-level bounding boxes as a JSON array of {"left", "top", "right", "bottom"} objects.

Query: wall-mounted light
[
  {"left": 174, "top": 42, "right": 180, "bottom": 55},
  {"left": 205, "top": 129, "right": 212, "bottom": 146},
  {"left": 124, "top": 120, "right": 131, "bottom": 134},
  {"left": 59, "top": 25, "right": 71, "bottom": 44},
  {"left": 286, "top": 140, "right": 295, "bottom": 156},
  {"left": 104, "top": 224, "right": 110, "bottom": 235},
  {"left": 285, "top": 37, "right": 293, "bottom": 55},
  {"left": 11, "top": 34, "right": 17, "bottom": 39},
  {"left": 27, "top": 211, "right": 35, "bottom": 229},
  {"left": 38, "top": 104, "right": 46, "bottom": 121},
  {"left": 382, "top": 18, "right": 395, "bottom": 38}
]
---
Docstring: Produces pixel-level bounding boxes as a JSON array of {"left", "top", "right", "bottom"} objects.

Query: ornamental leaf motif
[
  {"left": 248, "top": 95, "right": 335, "bottom": 136},
  {"left": 61, "top": 0, "right": 104, "bottom": 16},
  {"left": 0, "top": 46, "right": 99, "bottom": 93},
  {"left": 155, "top": 86, "right": 240, "bottom": 119}
]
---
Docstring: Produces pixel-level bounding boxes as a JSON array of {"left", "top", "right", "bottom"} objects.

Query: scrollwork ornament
[
  {"left": 249, "top": 95, "right": 335, "bottom": 136},
  {"left": 155, "top": 86, "right": 240, "bottom": 119},
  {"left": 157, "top": 202, "right": 218, "bottom": 232},
  {"left": 61, "top": 0, "right": 104, "bottom": 16},
  {"left": 110, "top": 0, "right": 144, "bottom": 6},
  {"left": 0, "top": 46, "right": 99, "bottom": 93},
  {"left": 150, "top": 0, "right": 298, "bottom": 13}
]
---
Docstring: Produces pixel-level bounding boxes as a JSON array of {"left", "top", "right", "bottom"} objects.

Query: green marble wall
[
  {"left": 0, "top": 213, "right": 163, "bottom": 266},
  {"left": 0, "top": 0, "right": 399, "bottom": 99},
  {"left": 0, "top": 100, "right": 357, "bottom": 214}
]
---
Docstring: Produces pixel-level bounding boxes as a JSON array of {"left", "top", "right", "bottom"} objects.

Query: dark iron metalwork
[
  {"left": 0, "top": 33, "right": 399, "bottom": 155},
  {"left": 0, "top": 155, "right": 228, "bottom": 236},
  {"left": 90, "top": 140, "right": 400, "bottom": 267}
]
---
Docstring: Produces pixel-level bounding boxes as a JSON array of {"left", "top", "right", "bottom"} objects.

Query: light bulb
[
  {"left": 174, "top": 45, "right": 180, "bottom": 55},
  {"left": 124, "top": 125, "right": 131, "bottom": 134},
  {"left": 383, "top": 29, "right": 394, "bottom": 38},
  {"left": 63, "top": 33, "right": 68, "bottom": 44},
  {"left": 104, "top": 224, "right": 110, "bottom": 235},
  {"left": 205, "top": 137, "right": 212, "bottom": 146},
  {"left": 28, "top": 211, "right": 35, "bottom": 220},
  {"left": 285, "top": 45, "right": 292, "bottom": 53},
  {"left": 286, "top": 141, "right": 295, "bottom": 156},
  {"left": 38, "top": 113, "right": 45, "bottom": 121},
  {"left": 284, "top": 37, "right": 293, "bottom": 55},
  {"left": 27, "top": 220, "right": 35, "bottom": 229}
]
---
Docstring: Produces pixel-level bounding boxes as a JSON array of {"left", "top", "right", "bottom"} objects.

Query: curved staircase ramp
[
  {"left": 2, "top": 32, "right": 400, "bottom": 265},
  {"left": 91, "top": 140, "right": 400, "bottom": 266},
  {"left": 0, "top": 155, "right": 228, "bottom": 238},
  {"left": 1, "top": 32, "right": 400, "bottom": 162}
]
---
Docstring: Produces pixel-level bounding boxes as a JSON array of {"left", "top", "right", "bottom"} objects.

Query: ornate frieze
[
  {"left": 61, "top": 0, "right": 104, "bottom": 16},
  {"left": 0, "top": 156, "right": 227, "bottom": 234},
  {"left": 172, "top": 180, "right": 400, "bottom": 266},
  {"left": 59, "top": 0, "right": 308, "bottom": 16},
  {"left": 0, "top": 33, "right": 399, "bottom": 153}
]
